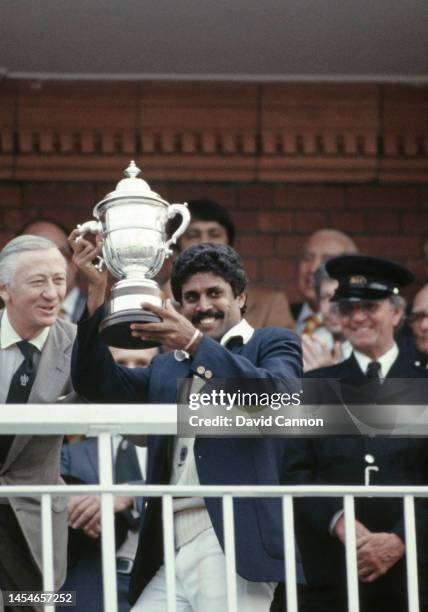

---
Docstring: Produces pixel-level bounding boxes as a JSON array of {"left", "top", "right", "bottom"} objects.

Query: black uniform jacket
[{"left": 283, "top": 351, "right": 428, "bottom": 599}]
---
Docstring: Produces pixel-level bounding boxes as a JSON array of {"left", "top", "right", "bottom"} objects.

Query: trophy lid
[{"left": 94, "top": 161, "right": 168, "bottom": 214}]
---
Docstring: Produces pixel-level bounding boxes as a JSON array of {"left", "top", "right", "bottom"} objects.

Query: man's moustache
[{"left": 192, "top": 311, "right": 224, "bottom": 324}]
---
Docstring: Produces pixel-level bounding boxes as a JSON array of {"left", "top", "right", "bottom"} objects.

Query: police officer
[{"left": 282, "top": 255, "right": 428, "bottom": 612}]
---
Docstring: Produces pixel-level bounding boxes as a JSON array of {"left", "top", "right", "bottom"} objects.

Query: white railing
[{"left": 1, "top": 405, "right": 427, "bottom": 612}]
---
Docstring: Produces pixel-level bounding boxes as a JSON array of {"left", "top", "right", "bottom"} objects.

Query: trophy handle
[
  {"left": 76, "top": 220, "right": 103, "bottom": 236},
  {"left": 75, "top": 220, "right": 106, "bottom": 272},
  {"left": 164, "top": 203, "right": 191, "bottom": 257}
]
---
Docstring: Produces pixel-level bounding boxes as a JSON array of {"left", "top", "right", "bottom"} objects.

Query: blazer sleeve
[
  {"left": 281, "top": 438, "right": 344, "bottom": 537},
  {"left": 71, "top": 305, "right": 151, "bottom": 403}
]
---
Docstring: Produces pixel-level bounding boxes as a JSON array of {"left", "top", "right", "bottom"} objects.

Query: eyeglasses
[
  {"left": 409, "top": 311, "right": 428, "bottom": 324},
  {"left": 337, "top": 301, "right": 382, "bottom": 317}
]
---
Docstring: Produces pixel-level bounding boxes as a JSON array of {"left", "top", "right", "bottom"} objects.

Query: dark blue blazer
[
  {"left": 61, "top": 436, "right": 99, "bottom": 485},
  {"left": 71, "top": 307, "right": 302, "bottom": 604}
]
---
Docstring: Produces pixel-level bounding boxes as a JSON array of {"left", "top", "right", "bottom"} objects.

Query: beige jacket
[{"left": 0, "top": 312, "right": 77, "bottom": 596}]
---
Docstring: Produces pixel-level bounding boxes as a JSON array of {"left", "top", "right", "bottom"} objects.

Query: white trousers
[{"left": 131, "top": 527, "right": 276, "bottom": 612}]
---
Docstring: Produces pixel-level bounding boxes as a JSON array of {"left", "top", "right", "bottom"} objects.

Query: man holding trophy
[{"left": 69, "top": 163, "right": 302, "bottom": 611}]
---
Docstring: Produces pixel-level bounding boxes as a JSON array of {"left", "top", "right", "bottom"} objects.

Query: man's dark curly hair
[{"left": 170, "top": 243, "right": 248, "bottom": 306}]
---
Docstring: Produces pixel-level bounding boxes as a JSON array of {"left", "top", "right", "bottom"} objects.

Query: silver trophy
[{"left": 76, "top": 161, "right": 190, "bottom": 348}]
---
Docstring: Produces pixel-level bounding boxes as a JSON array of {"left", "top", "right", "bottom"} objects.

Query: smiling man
[
  {"left": 0, "top": 235, "right": 77, "bottom": 611},
  {"left": 409, "top": 284, "right": 428, "bottom": 367},
  {"left": 69, "top": 238, "right": 302, "bottom": 612},
  {"left": 282, "top": 255, "right": 428, "bottom": 612},
  {"left": 292, "top": 229, "right": 358, "bottom": 336}
]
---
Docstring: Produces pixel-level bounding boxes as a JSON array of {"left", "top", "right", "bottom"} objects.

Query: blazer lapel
[{"left": 29, "top": 321, "right": 73, "bottom": 403}]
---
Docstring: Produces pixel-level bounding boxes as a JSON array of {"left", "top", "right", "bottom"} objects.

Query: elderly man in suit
[
  {"left": 0, "top": 235, "right": 77, "bottom": 612},
  {"left": 290, "top": 229, "right": 358, "bottom": 336},
  {"left": 69, "top": 234, "right": 302, "bottom": 612},
  {"left": 283, "top": 255, "right": 428, "bottom": 612},
  {"left": 409, "top": 284, "right": 428, "bottom": 368}
]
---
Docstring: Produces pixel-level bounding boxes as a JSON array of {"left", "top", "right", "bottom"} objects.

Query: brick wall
[
  {"left": 1, "top": 179, "right": 426, "bottom": 302},
  {"left": 1, "top": 80, "right": 427, "bottom": 301}
]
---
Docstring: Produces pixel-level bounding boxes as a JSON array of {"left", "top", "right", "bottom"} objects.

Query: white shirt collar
[
  {"left": 220, "top": 318, "right": 254, "bottom": 347},
  {"left": 0, "top": 309, "right": 50, "bottom": 351},
  {"left": 353, "top": 343, "right": 399, "bottom": 379}
]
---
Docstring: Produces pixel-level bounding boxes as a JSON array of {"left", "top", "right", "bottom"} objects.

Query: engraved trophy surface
[{"left": 76, "top": 161, "right": 190, "bottom": 348}]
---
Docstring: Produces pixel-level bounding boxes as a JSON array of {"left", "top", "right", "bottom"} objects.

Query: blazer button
[
  {"left": 196, "top": 365, "right": 206, "bottom": 375},
  {"left": 205, "top": 370, "right": 213, "bottom": 379}
]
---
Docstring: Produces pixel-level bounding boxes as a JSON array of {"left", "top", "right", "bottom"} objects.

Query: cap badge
[{"left": 349, "top": 275, "right": 367, "bottom": 285}]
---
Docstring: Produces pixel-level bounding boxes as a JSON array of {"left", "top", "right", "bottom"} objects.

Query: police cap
[{"left": 326, "top": 255, "right": 414, "bottom": 302}]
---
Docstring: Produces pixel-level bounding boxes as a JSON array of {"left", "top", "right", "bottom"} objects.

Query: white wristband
[{"left": 183, "top": 329, "right": 203, "bottom": 352}]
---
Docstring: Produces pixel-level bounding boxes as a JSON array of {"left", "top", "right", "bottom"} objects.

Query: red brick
[
  {"left": 420, "top": 187, "right": 428, "bottom": 208},
  {"left": 0, "top": 185, "right": 23, "bottom": 207},
  {"left": 23, "top": 183, "right": 95, "bottom": 207},
  {"left": 168, "top": 184, "right": 237, "bottom": 209},
  {"left": 405, "top": 259, "right": 426, "bottom": 282},
  {"left": 259, "top": 212, "right": 292, "bottom": 232},
  {"left": 275, "top": 234, "right": 308, "bottom": 257},
  {"left": 236, "top": 234, "right": 274, "bottom": 256},
  {"left": 241, "top": 257, "right": 259, "bottom": 281},
  {"left": 366, "top": 211, "right": 400, "bottom": 233},
  {"left": 275, "top": 185, "right": 345, "bottom": 209},
  {"left": 237, "top": 185, "right": 274, "bottom": 209},
  {"left": 232, "top": 211, "right": 259, "bottom": 231},
  {"left": 347, "top": 186, "right": 420, "bottom": 209},
  {"left": 356, "top": 236, "right": 421, "bottom": 258},
  {"left": 3, "top": 209, "right": 39, "bottom": 232},
  {"left": 94, "top": 182, "right": 117, "bottom": 201},
  {"left": 327, "top": 211, "right": 366, "bottom": 233},
  {"left": 36, "top": 206, "right": 92, "bottom": 232},
  {"left": 291, "top": 211, "right": 327, "bottom": 232},
  {"left": 0, "top": 231, "right": 14, "bottom": 248},
  {"left": 260, "top": 258, "right": 296, "bottom": 283},
  {"left": 402, "top": 213, "right": 428, "bottom": 235}
]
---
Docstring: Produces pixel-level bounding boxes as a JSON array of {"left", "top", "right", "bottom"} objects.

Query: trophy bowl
[{"left": 76, "top": 161, "right": 190, "bottom": 349}]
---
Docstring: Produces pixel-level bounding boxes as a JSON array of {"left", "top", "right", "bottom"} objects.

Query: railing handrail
[
  {"left": 2, "top": 484, "right": 428, "bottom": 496},
  {"left": 0, "top": 403, "right": 177, "bottom": 434}
]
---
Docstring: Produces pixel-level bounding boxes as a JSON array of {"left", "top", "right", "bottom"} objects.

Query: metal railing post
[
  {"left": 41, "top": 493, "right": 55, "bottom": 612},
  {"left": 223, "top": 495, "right": 238, "bottom": 612},
  {"left": 162, "top": 494, "right": 177, "bottom": 612},
  {"left": 344, "top": 495, "right": 360, "bottom": 612},
  {"left": 282, "top": 495, "right": 298, "bottom": 612},
  {"left": 98, "top": 432, "right": 118, "bottom": 612},
  {"left": 404, "top": 495, "right": 420, "bottom": 612}
]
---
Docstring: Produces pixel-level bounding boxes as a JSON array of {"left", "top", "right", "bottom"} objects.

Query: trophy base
[{"left": 99, "top": 309, "right": 161, "bottom": 349}]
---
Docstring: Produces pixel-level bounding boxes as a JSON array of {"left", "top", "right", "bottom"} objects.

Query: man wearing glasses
[
  {"left": 409, "top": 284, "right": 428, "bottom": 368},
  {"left": 282, "top": 255, "right": 428, "bottom": 612}
]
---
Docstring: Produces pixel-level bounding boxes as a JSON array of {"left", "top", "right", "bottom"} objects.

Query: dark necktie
[
  {"left": 0, "top": 341, "right": 37, "bottom": 465},
  {"left": 6, "top": 341, "right": 37, "bottom": 403},
  {"left": 366, "top": 361, "right": 382, "bottom": 385},
  {"left": 115, "top": 439, "right": 142, "bottom": 484}
]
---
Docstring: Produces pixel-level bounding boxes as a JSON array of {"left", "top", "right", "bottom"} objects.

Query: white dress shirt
[
  {"left": 353, "top": 343, "right": 399, "bottom": 380},
  {"left": 0, "top": 310, "right": 49, "bottom": 403}
]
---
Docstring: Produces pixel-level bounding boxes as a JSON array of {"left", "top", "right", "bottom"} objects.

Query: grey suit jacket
[{"left": 0, "top": 311, "right": 77, "bottom": 592}]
